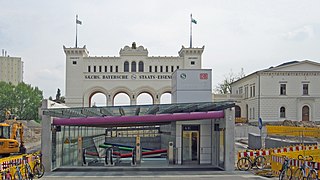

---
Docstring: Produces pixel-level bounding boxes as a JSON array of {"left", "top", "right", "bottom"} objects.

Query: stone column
[
  {"left": 224, "top": 108, "right": 235, "bottom": 171},
  {"left": 107, "top": 94, "right": 112, "bottom": 106},
  {"left": 40, "top": 100, "right": 53, "bottom": 172}
]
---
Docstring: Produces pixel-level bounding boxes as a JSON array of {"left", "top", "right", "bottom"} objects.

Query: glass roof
[{"left": 43, "top": 101, "right": 235, "bottom": 118}]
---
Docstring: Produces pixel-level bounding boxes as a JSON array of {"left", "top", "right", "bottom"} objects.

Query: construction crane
[{"left": 0, "top": 110, "right": 26, "bottom": 157}]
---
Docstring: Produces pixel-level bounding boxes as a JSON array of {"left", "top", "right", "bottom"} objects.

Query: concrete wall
[
  {"left": 265, "top": 137, "right": 317, "bottom": 149},
  {"left": 248, "top": 133, "right": 262, "bottom": 149}
]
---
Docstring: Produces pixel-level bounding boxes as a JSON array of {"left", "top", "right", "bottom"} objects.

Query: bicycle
[
  {"left": 23, "top": 156, "right": 34, "bottom": 180},
  {"left": 279, "top": 156, "right": 292, "bottom": 180},
  {"left": 237, "top": 151, "right": 266, "bottom": 171},
  {"left": 32, "top": 153, "right": 45, "bottom": 178},
  {"left": 1, "top": 165, "right": 12, "bottom": 180},
  {"left": 293, "top": 155, "right": 318, "bottom": 180},
  {"left": 13, "top": 162, "right": 23, "bottom": 180}
]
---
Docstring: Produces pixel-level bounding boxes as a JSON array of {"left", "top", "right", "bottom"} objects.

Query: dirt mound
[{"left": 282, "top": 120, "right": 319, "bottom": 127}]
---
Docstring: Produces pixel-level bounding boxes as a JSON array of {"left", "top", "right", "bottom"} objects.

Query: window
[
  {"left": 250, "top": 86, "right": 253, "bottom": 97},
  {"left": 93, "top": 66, "right": 96, "bottom": 72},
  {"left": 235, "top": 106, "right": 241, "bottom": 118},
  {"left": 239, "top": 87, "right": 243, "bottom": 94},
  {"left": 280, "top": 84, "right": 286, "bottom": 95},
  {"left": 149, "top": 66, "right": 152, "bottom": 72},
  {"left": 88, "top": 66, "right": 91, "bottom": 72},
  {"left": 105, "top": 66, "right": 107, "bottom": 72},
  {"left": 177, "top": 66, "right": 179, "bottom": 69},
  {"left": 72, "top": 61, "right": 77, "bottom": 65},
  {"left": 99, "top": 66, "right": 102, "bottom": 72},
  {"left": 124, "top": 61, "right": 129, "bottom": 72},
  {"left": 303, "top": 84, "right": 309, "bottom": 95},
  {"left": 252, "top": 108, "right": 255, "bottom": 119},
  {"left": 166, "top": 66, "right": 169, "bottom": 72},
  {"left": 131, "top": 61, "right": 136, "bottom": 72},
  {"left": 138, "top": 61, "right": 144, "bottom": 72},
  {"left": 191, "top": 61, "right": 195, "bottom": 65},
  {"left": 253, "top": 85, "right": 256, "bottom": 97},
  {"left": 115, "top": 66, "right": 118, "bottom": 72},
  {"left": 280, "top": 107, "right": 286, "bottom": 118},
  {"left": 110, "top": 66, "right": 113, "bottom": 72},
  {"left": 155, "top": 66, "right": 158, "bottom": 72},
  {"left": 160, "top": 66, "right": 163, "bottom": 72},
  {"left": 171, "top": 66, "right": 174, "bottom": 72},
  {"left": 244, "top": 86, "right": 248, "bottom": 98}
]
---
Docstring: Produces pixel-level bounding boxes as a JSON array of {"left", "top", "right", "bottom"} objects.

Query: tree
[
  {"left": 0, "top": 82, "right": 15, "bottom": 120},
  {"left": 0, "top": 82, "right": 43, "bottom": 120},
  {"left": 214, "top": 69, "right": 245, "bottom": 94}
]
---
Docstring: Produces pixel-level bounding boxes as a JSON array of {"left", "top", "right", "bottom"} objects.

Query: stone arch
[
  {"left": 136, "top": 92, "right": 154, "bottom": 105},
  {"left": 83, "top": 86, "right": 108, "bottom": 107},
  {"left": 158, "top": 86, "right": 171, "bottom": 95},
  {"left": 110, "top": 86, "right": 133, "bottom": 106},
  {"left": 134, "top": 86, "right": 157, "bottom": 104},
  {"left": 158, "top": 86, "right": 172, "bottom": 104}
]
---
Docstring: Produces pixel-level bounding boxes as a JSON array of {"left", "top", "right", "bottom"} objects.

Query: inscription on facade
[{"left": 84, "top": 74, "right": 172, "bottom": 80}]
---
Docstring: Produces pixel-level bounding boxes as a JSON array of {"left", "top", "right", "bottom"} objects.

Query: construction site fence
[
  {"left": 266, "top": 125, "right": 320, "bottom": 138},
  {"left": 237, "top": 144, "right": 319, "bottom": 168},
  {"left": 271, "top": 149, "right": 320, "bottom": 177},
  {"left": 0, "top": 151, "right": 41, "bottom": 178}
]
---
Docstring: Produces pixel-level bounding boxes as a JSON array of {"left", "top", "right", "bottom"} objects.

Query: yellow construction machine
[{"left": 0, "top": 111, "right": 26, "bottom": 157}]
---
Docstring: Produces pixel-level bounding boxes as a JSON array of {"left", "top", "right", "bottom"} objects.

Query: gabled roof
[
  {"left": 232, "top": 60, "right": 320, "bottom": 85},
  {"left": 262, "top": 60, "right": 320, "bottom": 72}
]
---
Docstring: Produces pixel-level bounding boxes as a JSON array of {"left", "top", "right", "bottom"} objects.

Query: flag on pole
[
  {"left": 191, "top": 18, "right": 197, "bottom": 24},
  {"left": 76, "top": 19, "right": 82, "bottom": 25}
]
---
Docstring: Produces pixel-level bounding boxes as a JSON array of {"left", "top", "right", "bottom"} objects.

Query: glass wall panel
[{"left": 182, "top": 125, "right": 199, "bottom": 164}]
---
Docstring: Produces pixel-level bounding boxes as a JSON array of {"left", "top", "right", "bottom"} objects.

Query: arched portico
[
  {"left": 83, "top": 87, "right": 109, "bottom": 107},
  {"left": 110, "top": 87, "right": 133, "bottom": 106},
  {"left": 134, "top": 86, "right": 157, "bottom": 105}
]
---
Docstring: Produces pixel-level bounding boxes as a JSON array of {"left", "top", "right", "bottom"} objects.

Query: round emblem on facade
[
  {"left": 131, "top": 74, "right": 137, "bottom": 80},
  {"left": 180, "top": 73, "right": 186, "bottom": 79}
]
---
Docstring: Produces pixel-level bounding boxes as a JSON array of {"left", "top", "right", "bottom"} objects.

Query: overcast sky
[{"left": 1, "top": 0, "right": 320, "bottom": 101}]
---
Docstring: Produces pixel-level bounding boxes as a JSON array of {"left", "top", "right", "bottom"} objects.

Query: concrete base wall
[
  {"left": 248, "top": 133, "right": 262, "bottom": 150},
  {"left": 265, "top": 137, "right": 317, "bottom": 149}
]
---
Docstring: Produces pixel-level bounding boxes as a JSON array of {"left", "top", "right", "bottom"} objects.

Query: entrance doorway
[
  {"left": 302, "top": 105, "right": 310, "bottom": 121},
  {"left": 182, "top": 125, "right": 200, "bottom": 164}
]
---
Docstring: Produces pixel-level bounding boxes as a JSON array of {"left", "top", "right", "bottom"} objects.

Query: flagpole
[
  {"left": 75, "top": 15, "right": 78, "bottom": 48},
  {"left": 190, "top": 14, "right": 192, "bottom": 48}
]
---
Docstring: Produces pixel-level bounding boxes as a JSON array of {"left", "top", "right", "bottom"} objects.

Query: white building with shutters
[{"left": 230, "top": 60, "right": 320, "bottom": 122}]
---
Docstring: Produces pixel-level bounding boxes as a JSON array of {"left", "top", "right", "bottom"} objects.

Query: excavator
[{"left": 0, "top": 111, "right": 26, "bottom": 157}]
